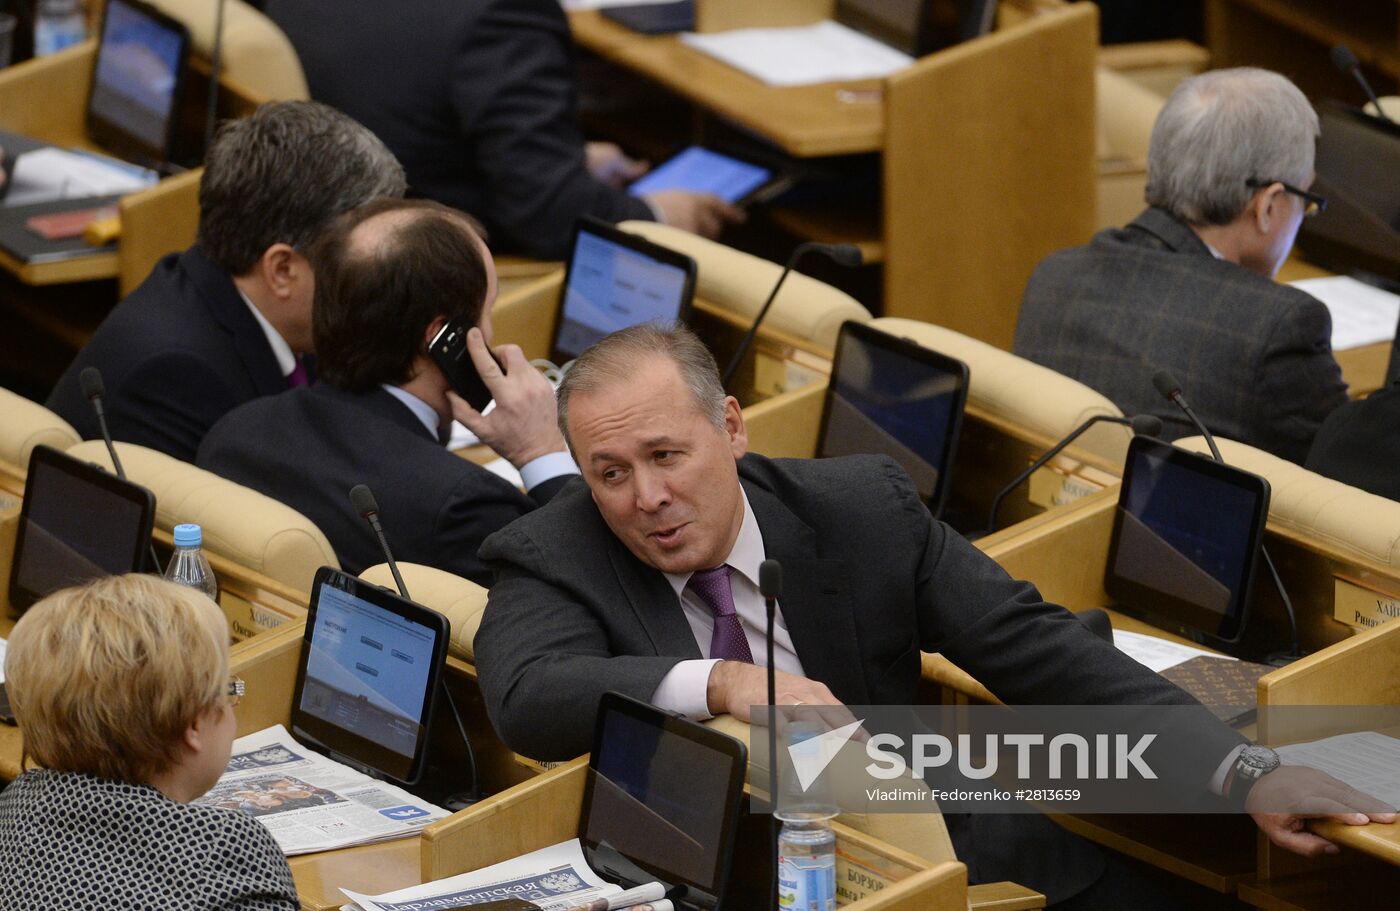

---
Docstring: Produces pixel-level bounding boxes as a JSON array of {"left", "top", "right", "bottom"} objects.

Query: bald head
[{"left": 309, "top": 198, "right": 495, "bottom": 392}]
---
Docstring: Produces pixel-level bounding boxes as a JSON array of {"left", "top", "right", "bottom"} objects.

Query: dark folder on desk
[
  {"left": 1159, "top": 656, "right": 1272, "bottom": 727},
  {"left": 0, "top": 194, "right": 123, "bottom": 264}
]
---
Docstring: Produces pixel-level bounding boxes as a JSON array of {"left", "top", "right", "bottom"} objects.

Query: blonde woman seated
[{"left": 0, "top": 575, "right": 298, "bottom": 910}]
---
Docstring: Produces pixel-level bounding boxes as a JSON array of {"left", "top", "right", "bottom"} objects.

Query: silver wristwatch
[{"left": 1228, "top": 745, "right": 1281, "bottom": 809}]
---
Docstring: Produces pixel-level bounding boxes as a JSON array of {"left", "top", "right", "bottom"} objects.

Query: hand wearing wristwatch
[{"left": 1227, "top": 744, "right": 1281, "bottom": 810}]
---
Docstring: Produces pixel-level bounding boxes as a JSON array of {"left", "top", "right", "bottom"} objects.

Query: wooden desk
[{"left": 570, "top": 1, "right": 1099, "bottom": 350}]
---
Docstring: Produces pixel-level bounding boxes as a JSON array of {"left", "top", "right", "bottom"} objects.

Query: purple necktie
[
  {"left": 687, "top": 565, "right": 753, "bottom": 663},
  {"left": 286, "top": 358, "right": 309, "bottom": 389}
]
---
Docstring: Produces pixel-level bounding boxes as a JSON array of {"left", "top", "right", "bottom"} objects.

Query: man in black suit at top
[
  {"left": 264, "top": 0, "right": 742, "bottom": 260},
  {"left": 197, "top": 199, "right": 575, "bottom": 586},
  {"left": 46, "top": 102, "right": 406, "bottom": 463},
  {"left": 1015, "top": 68, "right": 1348, "bottom": 464},
  {"left": 474, "top": 324, "right": 1392, "bottom": 907}
]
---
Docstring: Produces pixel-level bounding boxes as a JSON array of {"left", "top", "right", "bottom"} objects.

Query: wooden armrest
[{"left": 969, "top": 881, "right": 1046, "bottom": 910}]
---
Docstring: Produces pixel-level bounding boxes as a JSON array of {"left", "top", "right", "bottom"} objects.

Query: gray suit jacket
[{"left": 1014, "top": 207, "right": 1347, "bottom": 464}]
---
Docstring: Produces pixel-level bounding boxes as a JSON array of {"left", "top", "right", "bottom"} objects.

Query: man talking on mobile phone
[{"left": 197, "top": 198, "right": 575, "bottom": 586}]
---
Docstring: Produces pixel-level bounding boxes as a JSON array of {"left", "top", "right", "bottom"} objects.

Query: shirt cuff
[
  {"left": 651, "top": 659, "right": 722, "bottom": 720},
  {"left": 518, "top": 451, "right": 579, "bottom": 492},
  {"left": 1209, "top": 744, "right": 1246, "bottom": 797},
  {"left": 640, "top": 194, "right": 665, "bottom": 224}
]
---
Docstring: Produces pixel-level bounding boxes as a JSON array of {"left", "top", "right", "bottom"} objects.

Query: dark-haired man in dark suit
[
  {"left": 197, "top": 199, "right": 574, "bottom": 586},
  {"left": 1306, "top": 383, "right": 1400, "bottom": 501},
  {"left": 1015, "top": 68, "right": 1347, "bottom": 464},
  {"left": 46, "top": 102, "right": 406, "bottom": 463},
  {"left": 474, "top": 323, "right": 1391, "bottom": 908}
]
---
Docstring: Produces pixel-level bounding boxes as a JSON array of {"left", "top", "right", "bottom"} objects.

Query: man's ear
[
  {"left": 424, "top": 315, "right": 449, "bottom": 350},
  {"left": 1248, "top": 183, "right": 1282, "bottom": 236},
  {"left": 258, "top": 243, "right": 303, "bottom": 300},
  {"left": 724, "top": 396, "right": 748, "bottom": 460}
]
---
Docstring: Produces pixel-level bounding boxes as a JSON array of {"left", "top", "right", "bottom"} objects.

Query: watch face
[{"left": 1240, "top": 745, "right": 1281, "bottom": 775}]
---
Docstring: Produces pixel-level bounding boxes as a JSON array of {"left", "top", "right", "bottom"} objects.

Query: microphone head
[
  {"left": 821, "top": 243, "right": 863, "bottom": 268},
  {"left": 1151, "top": 370, "right": 1182, "bottom": 402},
  {"left": 349, "top": 484, "right": 379, "bottom": 518},
  {"left": 1130, "top": 414, "right": 1164, "bottom": 437},
  {"left": 79, "top": 367, "right": 105, "bottom": 402},
  {"left": 758, "top": 559, "right": 783, "bottom": 599},
  {"left": 1331, "top": 44, "right": 1360, "bottom": 74}
]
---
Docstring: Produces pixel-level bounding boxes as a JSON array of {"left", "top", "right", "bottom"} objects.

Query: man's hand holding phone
[{"left": 448, "top": 327, "right": 568, "bottom": 468}]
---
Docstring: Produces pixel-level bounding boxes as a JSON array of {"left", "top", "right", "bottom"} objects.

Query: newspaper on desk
[
  {"left": 193, "top": 724, "right": 450, "bottom": 856},
  {"left": 342, "top": 838, "right": 625, "bottom": 911}
]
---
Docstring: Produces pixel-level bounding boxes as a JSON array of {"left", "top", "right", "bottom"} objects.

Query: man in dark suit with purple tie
[{"left": 46, "top": 101, "right": 406, "bottom": 462}]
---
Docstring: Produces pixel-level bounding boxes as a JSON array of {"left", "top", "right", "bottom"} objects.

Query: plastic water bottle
[
  {"left": 34, "top": 0, "right": 86, "bottom": 57},
  {"left": 164, "top": 523, "right": 219, "bottom": 603},
  {"left": 777, "top": 811, "right": 837, "bottom": 911}
]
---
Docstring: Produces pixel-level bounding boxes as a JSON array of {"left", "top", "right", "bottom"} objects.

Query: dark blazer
[
  {"left": 1014, "top": 207, "right": 1348, "bottom": 464},
  {"left": 1306, "top": 383, "right": 1400, "bottom": 501},
  {"left": 264, "top": 0, "right": 653, "bottom": 259},
  {"left": 477, "top": 453, "right": 1244, "bottom": 900},
  {"left": 46, "top": 246, "right": 287, "bottom": 464},
  {"left": 196, "top": 384, "right": 570, "bottom": 587}
]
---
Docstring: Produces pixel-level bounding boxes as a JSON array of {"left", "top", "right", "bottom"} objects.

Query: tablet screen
[
  {"left": 292, "top": 569, "right": 448, "bottom": 784},
  {"left": 9, "top": 445, "right": 154, "bottom": 612},
  {"left": 88, "top": 0, "right": 188, "bottom": 165},
  {"left": 628, "top": 146, "right": 772, "bottom": 205},
  {"left": 553, "top": 219, "right": 696, "bottom": 363}
]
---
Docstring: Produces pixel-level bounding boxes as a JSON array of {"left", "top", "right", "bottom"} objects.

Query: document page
[
  {"left": 681, "top": 21, "right": 913, "bottom": 86},
  {"left": 1276, "top": 731, "right": 1400, "bottom": 808},
  {"left": 1113, "top": 630, "right": 1233, "bottom": 673},
  {"left": 342, "top": 838, "right": 624, "bottom": 911},
  {"left": 4, "top": 148, "right": 156, "bottom": 208},
  {"left": 193, "top": 725, "right": 449, "bottom": 856},
  {"left": 1290, "top": 276, "right": 1400, "bottom": 351}
]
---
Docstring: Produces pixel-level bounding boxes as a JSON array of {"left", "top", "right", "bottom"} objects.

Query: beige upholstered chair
[
  {"left": 1175, "top": 436, "right": 1400, "bottom": 569},
  {"left": 147, "top": 0, "right": 309, "bottom": 102},
  {"left": 0, "top": 388, "right": 81, "bottom": 476},
  {"left": 360, "top": 562, "right": 486, "bottom": 662},
  {"left": 869, "top": 317, "right": 1131, "bottom": 466},
  {"left": 617, "top": 220, "right": 872, "bottom": 351},
  {"left": 66, "top": 440, "right": 336, "bottom": 592}
]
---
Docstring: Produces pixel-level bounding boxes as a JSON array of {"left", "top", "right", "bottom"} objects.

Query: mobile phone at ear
[{"left": 428, "top": 320, "right": 504, "bottom": 412}]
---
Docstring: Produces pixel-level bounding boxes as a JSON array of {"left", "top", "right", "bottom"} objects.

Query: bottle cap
[{"left": 173, "top": 523, "right": 202, "bottom": 547}]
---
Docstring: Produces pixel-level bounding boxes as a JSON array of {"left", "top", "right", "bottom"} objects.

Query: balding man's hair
[
  {"left": 1145, "top": 67, "right": 1318, "bottom": 226},
  {"left": 310, "top": 198, "right": 489, "bottom": 392},
  {"left": 557, "top": 324, "right": 727, "bottom": 451}
]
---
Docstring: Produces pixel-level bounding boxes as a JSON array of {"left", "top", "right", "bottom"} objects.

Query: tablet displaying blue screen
[{"left": 628, "top": 146, "right": 772, "bottom": 204}]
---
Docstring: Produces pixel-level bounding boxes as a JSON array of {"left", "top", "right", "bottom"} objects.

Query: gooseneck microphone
[
  {"left": 348, "top": 483, "right": 480, "bottom": 806},
  {"left": 81, "top": 367, "right": 161, "bottom": 573},
  {"left": 80, "top": 367, "right": 127, "bottom": 481},
  {"left": 720, "top": 243, "right": 863, "bottom": 389},
  {"left": 204, "top": 0, "right": 230, "bottom": 160},
  {"left": 1151, "top": 371, "right": 1301, "bottom": 661},
  {"left": 350, "top": 484, "right": 409, "bottom": 600},
  {"left": 758, "top": 558, "right": 783, "bottom": 896},
  {"left": 977, "top": 413, "right": 1162, "bottom": 539},
  {"left": 1331, "top": 45, "right": 1397, "bottom": 125}
]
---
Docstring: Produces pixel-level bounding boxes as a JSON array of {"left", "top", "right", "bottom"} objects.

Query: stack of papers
[
  {"left": 681, "top": 21, "right": 913, "bottom": 86},
  {"left": 194, "top": 725, "right": 449, "bottom": 855},
  {"left": 1112, "top": 630, "right": 1234, "bottom": 673},
  {"left": 1277, "top": 731, "right": 1400, "bottom": 808},
  {"left": 3, "top": 147, "right": 157, "bottom": 208},
  {"left": 1290, "top": 275, "right": 1400, "bottom": 351}
]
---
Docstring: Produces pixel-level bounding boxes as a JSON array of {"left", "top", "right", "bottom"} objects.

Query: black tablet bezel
[
  {"left": 816, "top": 319, "right": 970, "bottom": 518},
  {"left": 85, "top": 0, "right": 191, "bottom": 169},
  {"left": 290, "top": 567, "right": 450, "bottom": 786},
  {"left": 580, "top": 692, "right": 747, "bottom": 906},
  {"left": 8, "top": 444, "right": 156, "bottom": 613},
  {"left": 1104, "top": 436, "right": 1271, "bottom": 644},
  {"left": 551, "top": 216, "right": 698, "bottom": 365}
]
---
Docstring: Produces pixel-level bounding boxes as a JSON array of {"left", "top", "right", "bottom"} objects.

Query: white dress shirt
[
  {"left": 650, "top": 489, "right": 805, "bottom": 719},
  {"left": 237, "top": 289, "right": 297, "bottom": 379},
  {"left": 379, "top": 385, "right": 577, "bottom": 492}
]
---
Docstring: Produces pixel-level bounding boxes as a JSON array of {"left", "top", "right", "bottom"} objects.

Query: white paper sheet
[
  {"left": 680, "top": 20, "right": 913, "bottom": 87},
  {"left": 1290, "top": 276, "right": 1400, "bottom": 351},
  {"left": 1113, "top": 630, "right": 1235, "bottom": 673},
  {"left": 4, "top": 147, "right": 156, "bottom": 208},
  {"left": 1276, "top": 731, "right": 1400, "bottom": 809}
]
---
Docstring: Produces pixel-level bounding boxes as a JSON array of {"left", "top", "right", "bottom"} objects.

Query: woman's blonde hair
[{"left": 5, "top": 574, "right": 229, "bottom": 783}]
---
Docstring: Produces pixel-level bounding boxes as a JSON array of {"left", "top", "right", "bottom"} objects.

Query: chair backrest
[
  {"left": 0, "top": 388, "right": 81, "bottom": 476},
  {"left": 1174, "top": 436, "right": 1400, "bottom": 569},
  {"left": 869, "top": 317, "right": 1131, "bottom": 465},
  {"left": 146, "top": 0, "right": 309, "bottom": 101},
  {"left": 66, "top": 439, "right": 337, "bottom": 592},
  {"left": 118, "top": 168, "right": 202, "bottom": 297},
  {"left": 617, "top": 220, "right": 872, "bottom": 351},
  {"left": 360, "top": 562, "right": 486, "bottom": 661}
]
